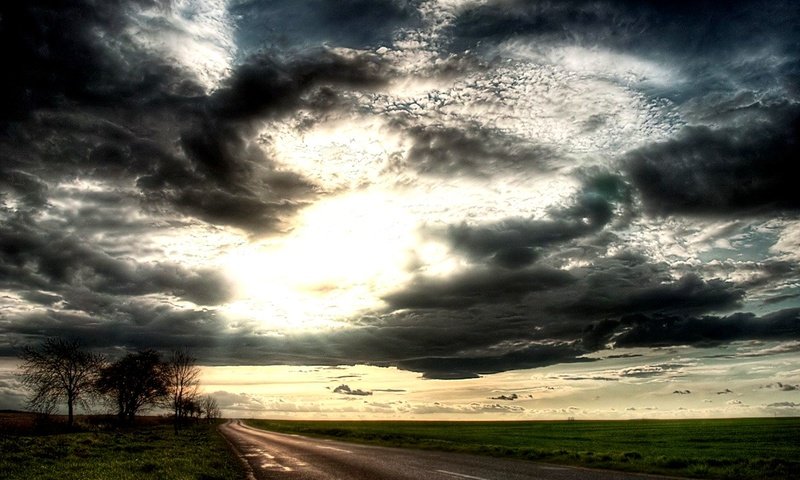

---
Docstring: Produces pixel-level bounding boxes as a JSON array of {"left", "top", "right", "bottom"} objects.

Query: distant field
[
  {"left": 245, "top": 417, "right": 800, "bottom": 479},
  {"left": 0, "top": 415, "right": 244, "bottom": 480}
]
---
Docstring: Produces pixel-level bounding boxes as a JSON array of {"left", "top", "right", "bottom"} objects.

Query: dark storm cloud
[
  {"left": 443, "top": 212, "right": 598, "bottom": 269},
  {"left": 0, "top": 303, "right": 239, "bottom": 358},
  {"left": 439, "top": 174, "right": 630, "bottom": 268},
  {"left": 582, "top": 308, "right": 800, "bottom": 349},
  {"left": 447, "top": 1, "right": 799, "bottom": 61},
  {"left": 138, "top": 48, "right": 388, "bottom": 232},
  {"left": 23, "top": 305, "right": 586, "bottom": 378},
  {"left": 524, "top": 252, "right": 744, "bottom": 335},
  {"left": 763, "top": 382, "right": 799, "bottom": 392},
  {"left": 0, "top": 171, "right": 49, "bottom": 211},
  {"left": 394, "top": 123, "right": 557, "bottom": 178},
  {"left": 627, "top": 105, "right": 800, "bottom": 216},
  {"left": 3, "top": 290, "right": 793, "bottom": 380},
  {"left": 0, "top": 0, "right": 193, "bottom": 124},
  {"left": 566, "top": 272, "right": 744, "bottom": 319},
  {"left": 168, "top": 187, "right": 311, "bottom": 234},
  {"left": 207, "top": 49, "right": 388, "bottom": 122},
  {"left": 731, "top": 261, "right": 799, "bottom": 291},
  {"left": 448, "top": 0, "right": 636, "bottom": 53},
  {"left": 333, "top": 384, "right": 372, "bottom": 396},
  {"left": 397, "top": 343, "right": 592, "bottom": 378},
  {"left": 156, "top": 47, "right": 388, "bottom": 232},
  {"left": 2, "top": 1, "right": 393, "bottom": 235},
  {"left": 490, "top": 393, "right": 518, "bottom": 401},
  {"left": 383, "top": 266, "right": 575, "bottom": 309},
  {"left": 580, "top": 319, "right": 620, "bottom": 351},
  {"left": 766, "top": 402, "right": 800, "bottom": 408},
  {"left": 0, "top": 245, "right": 744, "bottom": 379},
  {"left": 231, "top": 0, "right": 421, "bottom": 51},
  {"left": 367, "top": 251, "right": 747, "bottom": 377},
  {"left": 19, "top": 291, "right": 62, "bottom": 306},
  {"left": 0, "top": 220, "right": 232, "bottom": 306},
  {"left": 160, "top": 48, "right": 389, "bottom": 231}
]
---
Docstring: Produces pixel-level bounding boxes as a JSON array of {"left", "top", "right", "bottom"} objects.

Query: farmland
[
  {"left": 245, "top": 417, "right": 800, "bottom": 479},
  {"left": 0, "top": 413, "right": 244, "bottom": 480}
]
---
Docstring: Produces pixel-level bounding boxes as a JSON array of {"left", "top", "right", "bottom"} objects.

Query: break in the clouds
[{"left": 2, "top": 1, "right": 800, "bottom": 417}]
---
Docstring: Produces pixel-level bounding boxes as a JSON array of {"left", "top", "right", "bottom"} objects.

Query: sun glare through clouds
[{"left": 223, "top": 190, "right": 418, "bottom": 330}]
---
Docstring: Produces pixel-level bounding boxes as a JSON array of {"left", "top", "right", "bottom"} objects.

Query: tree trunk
[
  {"left": 117, "top": 398, "right": 125, "bottom": 424},
  {"left": 67, "top": 395, "right": 74, "bottom": 428},
  {"left": 174, "top": 403, "right": 179, "bottom": 434}
]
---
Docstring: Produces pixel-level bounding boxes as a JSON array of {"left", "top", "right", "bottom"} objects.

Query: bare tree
[
  {"left": 95, "top": 349, "right": 167, "bottom": 423},
  {"left": 183, "top": 397, "right": 202, "bottom": 420},
  {"left": 164, "top": 349, "right": 200, "bottom": 431},
  {"left": 199, "top": 394, "right": 221, "bottom": 423},
  {"left": 18, "top": 338, "right": 104, "bottom": 428}
]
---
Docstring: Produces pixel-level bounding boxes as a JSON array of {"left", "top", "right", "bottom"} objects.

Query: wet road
[{"left": 218, "top": 420, "right": 675, "bottom": 480}]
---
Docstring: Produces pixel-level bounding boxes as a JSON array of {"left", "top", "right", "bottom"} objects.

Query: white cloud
[
  {"left": 771, "top": 220, "right": 800, "bottom": 262},
  {"left": 126, "top": 0, "right": 236, "bottom": 91},
  {"left": 498, "top": 42, "right": 681, "bottom": 87}
]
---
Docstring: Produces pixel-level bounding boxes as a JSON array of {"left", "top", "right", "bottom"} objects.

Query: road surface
[{"left": 218, "top": 420, "right": 676, "bottom": 480}]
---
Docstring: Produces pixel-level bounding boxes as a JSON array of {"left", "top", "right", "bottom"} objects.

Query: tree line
[{"left": 18, "top": 337, "right": 220, "bottom": 430}]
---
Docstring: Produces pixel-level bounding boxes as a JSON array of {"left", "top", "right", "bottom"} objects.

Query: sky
[{"left": 1, "top": 0, "right": 799, "bottom": 420}]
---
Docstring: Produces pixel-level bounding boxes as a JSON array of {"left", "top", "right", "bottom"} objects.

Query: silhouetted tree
[
  {"left": 181, "top": 397, "right": 202, "bottom": 420},
  {"left": 95, "top": 349, "right": 167, "bottom": 423},
  {"left": 18, "top": 338, "right": 104, "bottom": 427},
  {"left": 164, "top": 349, "right": 200, "bottom": 432},
  {"left": 199, "top": 394, "right": 221, "bottom": 423}
]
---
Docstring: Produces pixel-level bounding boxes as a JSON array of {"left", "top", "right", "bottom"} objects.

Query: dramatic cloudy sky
[{"left": 1, "top": 0, "right": 799, "bottom": 419}]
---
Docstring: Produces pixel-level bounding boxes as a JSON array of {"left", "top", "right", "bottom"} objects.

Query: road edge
[{"left": 218, "top": 420, "right": 257, "bottom": 480}]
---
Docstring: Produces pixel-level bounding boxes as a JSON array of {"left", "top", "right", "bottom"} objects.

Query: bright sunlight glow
[{"left": 223, "top": 190, "right": 418, "bottom": 331}]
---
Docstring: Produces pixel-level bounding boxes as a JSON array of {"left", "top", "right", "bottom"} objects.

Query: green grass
[
  {"left": 0, "top": 422, "right": 245, "bottom": 480},
  {"left": 244, "top": 417, "right": 800, "bottom": 479}
]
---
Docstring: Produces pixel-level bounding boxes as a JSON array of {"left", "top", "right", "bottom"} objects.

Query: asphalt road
[{"left": 218, "top": 420, "right": 674, "bottom": 480}]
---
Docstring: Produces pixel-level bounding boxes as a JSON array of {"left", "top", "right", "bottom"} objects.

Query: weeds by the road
[
  {"left": 244, "top": 417, "right": 800, "bottom": 479},
  {"left": 0, "top": 421, "right": 244, "bottom": 480}
]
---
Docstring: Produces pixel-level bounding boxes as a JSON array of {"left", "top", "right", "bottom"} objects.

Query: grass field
[
  {"left": 245, "top": 417, "right": 800, "bottom": 479},
  {"left": 0, "top": 416, "right": 244, "bottom": 480}
]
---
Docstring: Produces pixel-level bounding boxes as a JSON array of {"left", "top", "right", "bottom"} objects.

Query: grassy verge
[
  {"left": 244, "top": 417, "right": 800, "bottom": 479},
  {"left": 0, "top": 421, "right": 245, "bottom": 480}
]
